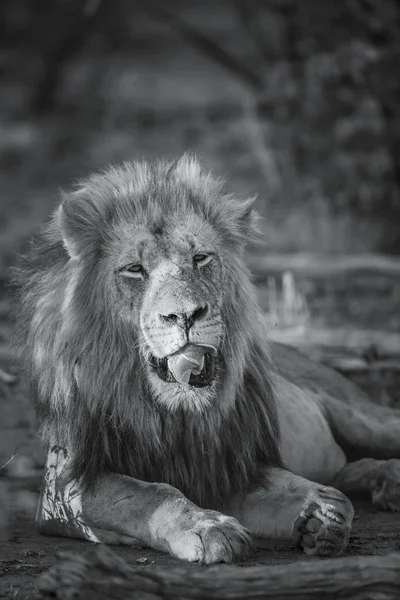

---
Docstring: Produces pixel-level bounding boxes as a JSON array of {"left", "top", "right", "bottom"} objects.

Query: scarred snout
[
  {"left": 141, "top": 268, "right": 222, "bottom": 359},
  {"left": 140, "top": 262, "right": 223, "bottom": 391}
]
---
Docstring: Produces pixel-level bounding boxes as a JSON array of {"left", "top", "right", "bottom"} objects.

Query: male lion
[{"left": 13, "top": 155, "right": 400, "bottom": 563}]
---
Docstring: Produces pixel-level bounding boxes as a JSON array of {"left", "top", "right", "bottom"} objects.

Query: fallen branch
[
  {"left": 315, "top": 356, "right": 400, "bottom": 373},
  {"left": 0, "top": 447, "right": 19, "bottom": 471},
  {"left": 267, "top": 326, "right": 400, "bottom": 358},
  {"left": 249, "top": 252, "right": 400, "bottom": 278},
  {"left": 36, "top": 545, "right": 400, "bottom": 600}
]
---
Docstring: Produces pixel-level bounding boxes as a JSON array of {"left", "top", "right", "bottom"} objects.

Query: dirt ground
[
  {"left": 1, "top": 378, "right": 400, "bottom": 600},
  {"left": 2, "top": 501, "right": 400, "bottom": 599}
]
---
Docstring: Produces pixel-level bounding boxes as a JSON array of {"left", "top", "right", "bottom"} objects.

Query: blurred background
[
  {"left": 0, "top": 4, "right": 399, "bottom": 389},
  {"left": 0, "top": 1, "right": 399, "bottom": 592},
  {"left": 0, "top": 0, "right": 400, "bottom": 261},
  {"left": 0, "top": 0, "right": 398, "bottom": 385}
]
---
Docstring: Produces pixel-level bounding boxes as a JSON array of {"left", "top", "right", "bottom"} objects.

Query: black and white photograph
[{"left": 0, "top": 1, "right": 399, "bottom": 598}]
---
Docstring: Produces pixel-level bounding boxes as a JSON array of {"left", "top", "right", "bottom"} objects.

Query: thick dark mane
[
  {"left": 13, "top": 157, "right": 282, "bottom": 511},
  {"left": 67, "top": 338, "right": 281, "bottom": 510}
]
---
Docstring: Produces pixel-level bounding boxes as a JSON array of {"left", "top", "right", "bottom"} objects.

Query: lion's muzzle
[
  {"left": 140, "top": 262, "right": 223, "bottom": 390},
  {"left": 159, "top": 303, "right": 209, "bottom": 335},
  {"left": 149, "top": 344, "right": 217, "bottom": 387}
]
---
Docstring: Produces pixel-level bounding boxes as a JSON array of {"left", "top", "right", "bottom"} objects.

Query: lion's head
[
  {"left": 14, "top": 155, "right": 281, "bottom": 508},
  {"left": 53, "top": 155, "right": 263, "bottom": 413}
]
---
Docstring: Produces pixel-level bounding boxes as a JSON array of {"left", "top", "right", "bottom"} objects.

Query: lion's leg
[
  {"left": 323, "top": 396, "right": 400, "bottom": 460},
  {"left": 228, "top": 468, "right": 354, "bottom": 557},
  {"left": 330, "top": 458, "right": 400, "bottom": 511},
  {"left": 37, "top": 444, "right": 250, "bottom": 563}
]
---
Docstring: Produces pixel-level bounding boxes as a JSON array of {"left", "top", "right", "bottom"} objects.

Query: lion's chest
[{"left": 274, "top": 374, "right": 346, "bottom": 484}]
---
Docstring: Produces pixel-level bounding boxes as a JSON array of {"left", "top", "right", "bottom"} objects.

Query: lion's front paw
[
  {"left": 372, "top": 459, "right": 400, "bottom": 511},
  {"left": 167, "top": 510, "right": 251, "bottom": 564},
  {"left": 293, "top": 486, "right": 354, "bottom": 557}
]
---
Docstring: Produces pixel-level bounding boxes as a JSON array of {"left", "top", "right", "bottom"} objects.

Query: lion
[{"left": 12, "top": 155, "right": 400, "bottom": 563}]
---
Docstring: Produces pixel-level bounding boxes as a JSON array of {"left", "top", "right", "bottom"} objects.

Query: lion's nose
[{"left": 160, "top": 303, "right": 209, "bottom": 331}]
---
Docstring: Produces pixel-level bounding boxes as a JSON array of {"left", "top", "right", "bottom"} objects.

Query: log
[
  {"left": 315, "top": 356, "right": 400, "bottom": 373},
  {"left": 36, "top": 545, "right": 400, "bottom": 600},
  {"left": 266, "top": 326, "right": 400, "bottom": 358},
  {"left": 248, "top": 252, "right": 400, "bottom": 278}
]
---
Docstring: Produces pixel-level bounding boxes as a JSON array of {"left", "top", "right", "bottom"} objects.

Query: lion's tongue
[{"left": 167, "top": 345, "right": 215, "bottom": 385}]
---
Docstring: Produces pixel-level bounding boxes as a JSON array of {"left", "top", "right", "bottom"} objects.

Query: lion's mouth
[{"left": 148, "top": 345, "right": 217, "bottom": 388}]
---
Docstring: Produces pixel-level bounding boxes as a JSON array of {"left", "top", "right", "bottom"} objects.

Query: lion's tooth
[{"left": 191, "top": 355, "right": 204, "bottom": 375}]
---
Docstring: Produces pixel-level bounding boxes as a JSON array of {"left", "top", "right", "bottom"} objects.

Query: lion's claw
[{"left": 168, "top": 511, "right": 251, "bottom": 564}]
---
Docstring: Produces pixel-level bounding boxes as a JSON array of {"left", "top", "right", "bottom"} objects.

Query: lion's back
[{"left": 270, "top": 341, "right": 372, "bottom": 407}]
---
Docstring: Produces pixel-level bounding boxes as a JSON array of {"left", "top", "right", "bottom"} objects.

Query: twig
[{"left": 0, "top": 448, "right": 19, "bottom": 471}]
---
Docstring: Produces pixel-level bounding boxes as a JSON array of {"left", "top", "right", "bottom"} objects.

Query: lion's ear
[
  {"left": 238, "top": 196, "right": 260, "bottom": 230},
  {"left": 55, "top": 190, "right": 103, "bottom": 260},
  {"left": 216, "top": 195, "right": 262, "bottom": 248},
  {"left": 234, "top": 196, "right": 263, "bottom": 242}
]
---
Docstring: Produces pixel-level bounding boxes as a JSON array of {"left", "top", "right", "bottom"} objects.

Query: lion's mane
[{"left": 13, "top": 156, "right": 281, "bottom": 510}]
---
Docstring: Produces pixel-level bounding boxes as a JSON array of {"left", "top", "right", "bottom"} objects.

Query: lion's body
[
  {"left": 274, "top": 369, "right": 346, "bottom": 484},
  {"left": 13, "top": 156, "right": 400, "bottom": 562}
]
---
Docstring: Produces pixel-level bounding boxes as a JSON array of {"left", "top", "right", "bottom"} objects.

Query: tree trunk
[{"left": 37, "top": 545, "right": 400, "bottom": 600}]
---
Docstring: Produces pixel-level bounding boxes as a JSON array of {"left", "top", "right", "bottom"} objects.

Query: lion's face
[
  {"left": 56, "top": 156, "right": 258, "bottom": 411},
  {"left": 111, "top": 213, "right": 224, "bottom": 410}
]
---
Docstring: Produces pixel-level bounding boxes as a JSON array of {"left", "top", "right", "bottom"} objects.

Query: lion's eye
[
  {"left": 193, "top": 253, "right": 211, "bottom": 266},
  {"left": 120, "top": 264, "right": 145, "bottom": 278}
]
